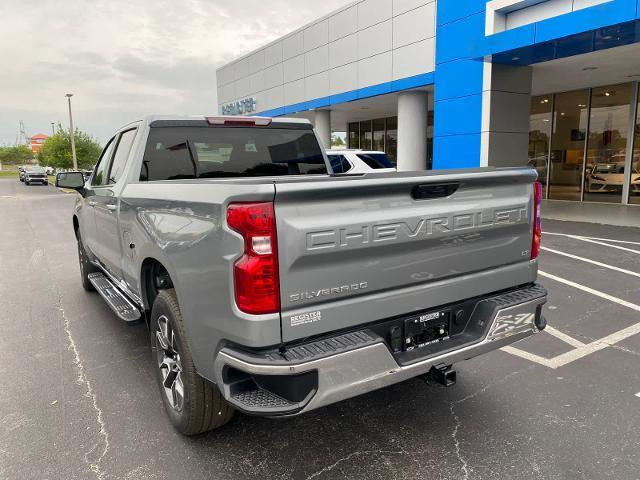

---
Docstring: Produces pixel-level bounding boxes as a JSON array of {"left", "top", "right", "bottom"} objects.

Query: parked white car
[
  {"left": 586, "top": 162, "right": 632, "bottom": 193},
  {"left": 326, "top": 150, "right": 396, "bottom": 174}
]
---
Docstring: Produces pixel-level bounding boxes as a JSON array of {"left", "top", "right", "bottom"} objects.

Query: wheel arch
[
  {"left": 140, "top": 257, "right": 175, "bottom": 321},
  {"left": 72, "top": 215, "right": 80, "bottom": 240}
]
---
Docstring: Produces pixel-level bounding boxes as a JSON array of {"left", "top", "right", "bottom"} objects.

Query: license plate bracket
[{"left": 404, "top": 310, "right": 450, "bottom": 351}]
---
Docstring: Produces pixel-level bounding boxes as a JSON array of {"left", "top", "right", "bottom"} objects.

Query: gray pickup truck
[{"left": 57, "top": 115, "right": 547, "bottom": 435}]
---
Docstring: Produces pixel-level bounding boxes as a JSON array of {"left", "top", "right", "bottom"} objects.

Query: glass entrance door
[
  {"left": 583, "top": 84, "right": 632, "bottom": 203},
  {"left": 528, "top": 95, "right": 553, "bottom": 197},
  {"left": 549, "top": 89, "right": 589, "bottom": 201}
]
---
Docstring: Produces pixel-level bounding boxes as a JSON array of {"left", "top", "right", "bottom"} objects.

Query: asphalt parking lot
[{"left": 1, "top": 177, "right": 639, "bottom": 480}]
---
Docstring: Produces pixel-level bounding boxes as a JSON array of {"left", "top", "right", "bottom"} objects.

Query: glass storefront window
[
  {"left": 531, "top": 83, "right": 640, "bottom": 204},
  {"left": 583, "top": 83, "right": 631, "bottom": 203},
  {"left": 373, "top": 118, "right": 385, "bottom": 152},
  {"left": 360, "top": 120, "right": 372, "bottom": 150},
  {"left": 348, "top": 123, "right": 359, "bottom": 149},
  {"left": 631, "top": 84, "right": 640, "bottom": 205},
  {"left": 549, "top": 89, "right": 590, "bottom": 201},
  {"left": 528, "top": 95, "right": 553, "bottom": 196},
  {"left": 385, "top": 117, "right": 398, "bottom": 166},
  {"left": 347, "top": 113, "right": 431, "bottom": 168}
]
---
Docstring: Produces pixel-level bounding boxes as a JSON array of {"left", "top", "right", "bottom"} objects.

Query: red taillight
[
  {"left": 531, "top": 181, "right": 542, "bottom": 260},
  {"left": 227, "top": 202, "right": 280, "bottom": 315}
]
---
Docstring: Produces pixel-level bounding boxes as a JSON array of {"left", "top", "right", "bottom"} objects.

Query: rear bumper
[{"left": 213, "top": 283, "right": 547, "bottom": 416}]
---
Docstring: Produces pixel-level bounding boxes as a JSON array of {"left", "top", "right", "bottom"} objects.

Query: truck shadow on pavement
[{"left": 181, "top": 365, "right": 531, "bottom": 480}]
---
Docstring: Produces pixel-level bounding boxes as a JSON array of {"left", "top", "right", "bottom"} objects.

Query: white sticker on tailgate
[{"left": 290, "top": 311, "right": 322, "bottom": 327}]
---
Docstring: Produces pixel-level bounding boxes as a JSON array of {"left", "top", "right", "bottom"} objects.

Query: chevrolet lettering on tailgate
[{"left": 306, "top": 206, "right": 529, "bottom": 251}]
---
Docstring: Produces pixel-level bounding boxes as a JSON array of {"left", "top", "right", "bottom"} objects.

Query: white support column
[
  {"left": 314, "top": 110, "right": 331, "bottom": 149},
  {"left": 397, "top": 91, "right": 428, "bottom": 171},
  {"left": 481, "top": 63, "right": 533, "bottom": 168}
]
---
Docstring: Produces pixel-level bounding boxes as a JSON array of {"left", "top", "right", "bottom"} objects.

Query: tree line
[{"left": 0, "top": 123, "right": 102, "bottom": 170}]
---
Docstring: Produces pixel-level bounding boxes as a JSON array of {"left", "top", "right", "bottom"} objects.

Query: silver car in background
[{"left": 23, "top": 166, "right": 49, "bottom": 186}]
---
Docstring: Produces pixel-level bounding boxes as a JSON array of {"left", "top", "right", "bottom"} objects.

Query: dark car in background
[{"left": 24, "top": 166, "right": 49, "bottom": 186}]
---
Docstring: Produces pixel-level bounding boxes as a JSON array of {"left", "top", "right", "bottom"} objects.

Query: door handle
[
  {"left": 88, "top": 201, "right": 97, "bottom": 207},
  {"left": 106, "top": 204, "right": 117, "bottom": 211},
  {"left": 412, "top": 183, "right": 459, "bottom": 200}
]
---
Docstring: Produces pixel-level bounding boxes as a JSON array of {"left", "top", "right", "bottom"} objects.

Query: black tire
[
  {"left": 150, "top": 289, "right": 234, "bottom": 435},
  {"left": 25, "top": 180, "right": 30, "bottom": 185},
  {"left": 77, "top": 234, "right": 98, "bottom": 291}
]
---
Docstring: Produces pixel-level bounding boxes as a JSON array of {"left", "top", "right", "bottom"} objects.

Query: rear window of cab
[{"left": 140, "top": 126, "right": 327, "bottom": 181}]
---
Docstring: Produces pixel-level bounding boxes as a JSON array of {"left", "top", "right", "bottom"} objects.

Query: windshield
[
  {"left": 141, "top": 126, "right": 327, "bottom": 181},
  {"left": 26, "top": 166, "right": 46, "bottom": 173},
  {"left": 593, "top": 164, "right": 624, "bottom": 174},
  {"left": 356, "top": 153, "right": 394, "bottom": 169}
]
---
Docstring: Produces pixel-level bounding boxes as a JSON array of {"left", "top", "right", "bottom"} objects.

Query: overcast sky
[{"left": 0, "top": 0, "right": 349, "bottom": 145}]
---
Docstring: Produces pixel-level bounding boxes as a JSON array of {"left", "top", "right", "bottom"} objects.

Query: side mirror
[{"left": 56, "top": 171, "right": 86, "bottom": 193}]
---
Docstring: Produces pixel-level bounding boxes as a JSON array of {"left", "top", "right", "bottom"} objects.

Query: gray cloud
[
  {"left": 0, "top": 0, "right": 349, "bottom": 145},
  {"left": 112, "top": 55, "right": 219, "bottom": 93}
]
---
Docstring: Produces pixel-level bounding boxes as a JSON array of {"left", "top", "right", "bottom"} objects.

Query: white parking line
[
  {"left": 578, "top": 236, "right": 640, "bottom": 246},
  {"left": 541, "top": 246, "right": 640, "bottom": 278},
  {"left": 542, "top": 232, "right": 640, "bottom": 254},
  {"left": 635, "top": 392, "right": 640, "bottom": 398},
  {"left": 544, "top": 232, "right": 640, "bottom": 246},
  {"left": 549, "top": 321, "right": 640, "bottom": 369},
  {"left": 501, "top": 346, "right": 555, "bottom": 368},
  {"left": 544, "top": 325, "right": 585, "bottom": 348},
  {"left": 571, "top": 237, "right": 640, "bottom": 255},
  {"left": 502, "top": 271, "right": 640, "bottom": 369},
  {"left": 538, "top": 271, "right": 640, "bottom": 312}
]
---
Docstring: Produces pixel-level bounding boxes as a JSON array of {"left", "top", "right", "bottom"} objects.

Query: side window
[
  {"left": 92, "top": 137, "right": 116, "bottom": 186},
  {"left": 140, "top": 134, "right": 194, "bottom": 182},
  {"left": 356, "top": 153, "right": 394, "bottom": 169},
  {"left": 108, "top": 129, "right": 137, "bottom": 184},
  {"left": 329, "top": 155, "right": 351, "bottom": 174}
]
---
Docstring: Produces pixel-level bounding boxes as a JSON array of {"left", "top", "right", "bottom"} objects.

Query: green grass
[{"left": 0, "top": 171, "right": 18, "bottom": 178}]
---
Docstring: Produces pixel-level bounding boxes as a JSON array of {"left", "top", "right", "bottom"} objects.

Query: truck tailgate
[{"left": 274, "top": 168, "right": 537, "bottom": 342}]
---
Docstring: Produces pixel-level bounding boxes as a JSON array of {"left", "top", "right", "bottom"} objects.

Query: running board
[{"left": 88, "top": 272, "right": 142, "bottom": 324}]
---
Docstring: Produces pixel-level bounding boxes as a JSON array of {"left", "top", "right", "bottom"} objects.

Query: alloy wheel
[{"left": 155, "top": 315, "right": 184, "bottom": 412}]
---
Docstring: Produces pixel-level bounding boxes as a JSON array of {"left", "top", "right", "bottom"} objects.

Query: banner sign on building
[{"left": 222, "top": 97, "right": 257, "bottom": 115}]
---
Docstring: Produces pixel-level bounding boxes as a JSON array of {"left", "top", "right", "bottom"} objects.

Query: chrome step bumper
[{"left": 214, "top": 284, "right": 547, "bottom": 416}]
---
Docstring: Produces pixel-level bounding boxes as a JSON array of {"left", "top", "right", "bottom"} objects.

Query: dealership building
[{"left": 217, "top": 0, "right": 640, "bottom": 205}]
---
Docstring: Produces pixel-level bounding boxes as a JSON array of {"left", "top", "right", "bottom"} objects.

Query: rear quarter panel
[{"left": 118, "top": 181, "right": 278, "bottom": 382}]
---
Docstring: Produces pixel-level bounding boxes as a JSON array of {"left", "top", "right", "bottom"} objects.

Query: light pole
[
  {"left": 50, "top": 122, "right": 55, "bottom": 135},
  {"left": 65, "top": 94, "right": 78, "bottom": 170}
]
